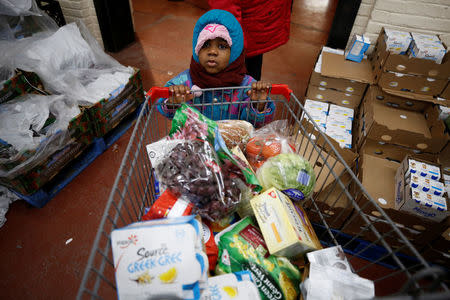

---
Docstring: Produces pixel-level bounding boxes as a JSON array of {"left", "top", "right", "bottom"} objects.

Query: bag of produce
[
  {"left": 256, "top": 153, "right": 316, "bottom": 201},
  {"left": 245, "top": 120, "right": 296, "bottom": 171},
  {"left": 169, "top": 104, "right": 261, "bottom": 193},
  {"left": 215, "top": 216, "right": 301, "bottom": 300},
  {"left": 155, "top": 139, "right": 241, "bottom": 221}
]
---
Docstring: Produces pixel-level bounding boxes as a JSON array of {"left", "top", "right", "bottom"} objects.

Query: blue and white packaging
[
  {"left": 326, "top": 116, "right": 352, "bottom": 135},
  {"left": 384, "top": 28, "right": 412, "bottom": 54},
  {"left": 325, "top": 127, "right": 352, "bottom": 149},
  {"left": 409, "top": 36, "right": 446, "bottom": 64},
  {"left": 328, "top": 104, "right": 354, "bottom": 121},
  {"left": 400, "top": 187, "right": 449, "bottom": 222},
  {"left": 201, "top": 271, "right": 261, "bottom": 300},
  {"left": 345, "top": 34, "right": 370, "bottom": 63},
  {"left": 111, "top": 216, "right": 208, "bottom": 300}
]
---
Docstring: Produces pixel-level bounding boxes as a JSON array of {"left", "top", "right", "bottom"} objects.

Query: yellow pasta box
[{"left": 250, "top": 188, "right": 322, "bottom": 258}]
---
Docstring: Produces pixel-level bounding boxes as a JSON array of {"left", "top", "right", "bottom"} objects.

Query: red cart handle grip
[
  {"left": 146, "top": 84, "right": 292, "bottom": 105},
  {"left": 270, "top": 84, "right": 292, "bottom": 101}
]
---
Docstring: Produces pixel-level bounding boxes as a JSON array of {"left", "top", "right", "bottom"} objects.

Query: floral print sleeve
[{"left": 156, "top": 70, "right": 193, "bottom": 119}]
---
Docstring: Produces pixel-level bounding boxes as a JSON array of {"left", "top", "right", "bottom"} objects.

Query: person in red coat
[{"left": 209, "top": 0, "right": 293, "bottom": 80}]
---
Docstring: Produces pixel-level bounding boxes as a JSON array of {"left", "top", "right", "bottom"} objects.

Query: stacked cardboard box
[
  {"left": 369, "top": 28, "right": 450, "bottom": 101},
  {"left": 306, "top": 47, "right": 373, "bottom": 110},
  {"left": 339, "top": 28, "right": 450, "bottom": 250}
]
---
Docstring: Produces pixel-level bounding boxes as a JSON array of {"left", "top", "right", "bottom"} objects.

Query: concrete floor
[{"left": 0, "top": 0, "right": 402, "bottom": 298}]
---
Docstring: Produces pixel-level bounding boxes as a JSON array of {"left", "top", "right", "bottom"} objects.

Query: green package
[
  {"left": 215, "top": 216, "right": 301, "bottom": 300},
  {"left": 170, "top": 104, "right": 261, "bottom": 192}
]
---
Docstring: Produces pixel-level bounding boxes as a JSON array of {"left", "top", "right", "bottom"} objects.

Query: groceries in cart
[
  {"left": 155, "top": 9, "right": 275, "bottom": 127},
  {"left": 201, "top": 271, "right": 261, "bottom": 300}
]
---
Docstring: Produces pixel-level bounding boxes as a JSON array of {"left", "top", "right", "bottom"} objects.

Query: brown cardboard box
[
  {"left": 441, "top": 81, "right": 450, "bottom": 100},
  {"left": 377, "top": 71, "right": 447, "bottom": 97},
  {"left": 357, "top": 93, "right": 449, "bottom": 153},
  {"left": 394, "top": 156, "right": 449, "bottom": 222},
  {"left": 365, "top": 85, "right": 429, "bottom": 112},
  {"left": 341, "top": 140, "right": 444, "bottom": 247},
  {"left": 321, "top": 51, "right": 374, "bottom": 85},
  {"left": 306, "top": 85, "right": 362, "bottom": 109},
  {"left": 369, "top": 28, "right": 450, "bottom": 80},
  {"left": 355, "top": 139, "right": 437, "bottom": 164},
  {"left": 309, "top": 70, "right": 367, "bottom": 96},
  {"left": 380, "top": 88, "right": 450, "bottom": 107},
  {"left": 439, "top": 142, "right": 450, "bottom": 173}
]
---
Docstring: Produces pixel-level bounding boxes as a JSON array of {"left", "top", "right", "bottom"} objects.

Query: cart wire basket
[{"left": 77, "top": 85, "right": 449, "bottom": 299}]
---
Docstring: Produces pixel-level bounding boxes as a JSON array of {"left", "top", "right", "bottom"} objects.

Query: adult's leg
[{"left": 245, "top": 54, "right": 263, "bottom": 80}]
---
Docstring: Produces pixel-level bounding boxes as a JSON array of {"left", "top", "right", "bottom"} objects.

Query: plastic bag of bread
[{"left": 217, "top": 120, "right": 254, "bottom": 150}]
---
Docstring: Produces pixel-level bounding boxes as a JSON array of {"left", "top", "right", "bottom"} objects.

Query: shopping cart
[{"left": 77, "top": 85, "right": 449, "bottom": 299}]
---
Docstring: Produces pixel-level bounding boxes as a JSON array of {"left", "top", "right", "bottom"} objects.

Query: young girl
[{"left": 157, "top": 9, "right": 275, "bottom": 127}]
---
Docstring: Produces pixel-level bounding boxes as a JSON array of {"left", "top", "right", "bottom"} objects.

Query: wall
[
  {"left": 59, "top": 0, "right": 104, "bottom": 48},
  {"left": 350, "top": 0, "right": 450, "bottom": 51}
]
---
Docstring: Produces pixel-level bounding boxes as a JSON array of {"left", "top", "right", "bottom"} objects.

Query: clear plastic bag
[
  {"left": 217, "top": 119, "right": 254, "bottom": 151},
  {"left": 155, "top": 139, "right": 243, "bottom": 222},
  {"left": 0, "top": 0, "right": 59, "bottom": 40},
  {"left": 0, "top": 94, "right": 80, "bottom": 178},
  {"left": 245, "top": 119, "right": 296, "bottom": 170},
  {"left": 9, "top": 21, "right": 126, "bottom": 94},
  {"left": 50, "top": 67, "right": 133, "bottom": 104}
]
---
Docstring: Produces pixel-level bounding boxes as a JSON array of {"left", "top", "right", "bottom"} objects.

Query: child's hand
[
  {"left": 168, "top": 85, "right": 194, "bottom": 104},
  {"left": 248, "top": 80, "right": 271, "bottom": 111}
]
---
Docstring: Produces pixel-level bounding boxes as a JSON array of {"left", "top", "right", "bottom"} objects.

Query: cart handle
[{"left": 146, "top": 84, "right": 293, "bottom": 105}]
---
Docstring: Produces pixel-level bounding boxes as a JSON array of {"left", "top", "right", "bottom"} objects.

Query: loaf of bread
[{"left": 217, "top": 120, "right": 254, "bottom": 150}]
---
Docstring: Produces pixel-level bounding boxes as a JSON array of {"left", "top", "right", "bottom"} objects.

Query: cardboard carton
[
  {"left": 377, "top": 71, "right": 447, "bottom": 97},
  {"left": 441, "top": 81, "right": 450, "bottom": 100},
  {"left": 394, "top": 156, "right": 449, "bottom": 222},
  {"left": 341, "top": 141, "right": 444, "bottom": 247},
  {"left": 370, "top": 28, "right": 450, "bottom": 80},
  {"left": 364, "top": 85, "right": 429, "bottom": 112},
  {"left": 306, "top": 85, "right": 362, "bottom": 109},
  {"left": 357, "top": 92, "right": 449, "bottom": 153},
  {"left": 308, "top": 47, "right": 373, "bottom": 96}
]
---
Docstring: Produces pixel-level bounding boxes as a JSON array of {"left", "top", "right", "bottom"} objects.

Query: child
[{"left": 157, "top": 9, "right": 275, "bottom": 127}]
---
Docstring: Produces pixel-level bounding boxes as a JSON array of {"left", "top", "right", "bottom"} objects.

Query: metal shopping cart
[{"left": 77, "top": 85, "right": 449, "bottom": 299}]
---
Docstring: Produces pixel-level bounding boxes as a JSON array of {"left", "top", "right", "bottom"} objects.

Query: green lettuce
[{"left": 257, "top": 153, "right": 316, "bottom": 199}]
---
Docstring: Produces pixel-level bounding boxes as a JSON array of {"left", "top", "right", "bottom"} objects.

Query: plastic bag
[
  {"left": 217, "top": 120, "right": 254, "bottom": 151},
  {"left": 245, "top": 120, "right": 296, "bottom": 170},
  {"left": 11, "top": 21, "right": 125, "bottom": 93},
  {"left": 0, "top": 185, "right": 19, "bottom": 228},
  {"left": 256, "top": 153, "right": 316, "bottom": 200},
  {"left": 170, "top": 104, "right": 261, "bottom": 193},
  {"left": 215, "top": 216, "right": 301, "bottom": 300},
  {"left": 0, "top": 0, "right": 33, "bottom": 16},
  {"left": 0, "top": 94, "right": 80, "bottom": 178},
  {"left": 155, "top": 139, "right": 242, "bottom": 222},
  {"left": 49, "top": 67, "right": 133, "bottom": 104},
  {"left": 0, "top": 0, "right": 59, "bottom": 40}
]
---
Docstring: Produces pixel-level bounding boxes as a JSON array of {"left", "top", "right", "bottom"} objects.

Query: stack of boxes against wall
[
  {"left": 303, "top": 28, "right": 450, "bottom": 256},
  {"left": 0, "top": 25, "right": 144, "bottom": 197}
]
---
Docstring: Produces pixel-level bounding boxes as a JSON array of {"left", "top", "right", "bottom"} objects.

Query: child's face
[{"left": 198, "top": 37, "right": 231, "bottom": 74}]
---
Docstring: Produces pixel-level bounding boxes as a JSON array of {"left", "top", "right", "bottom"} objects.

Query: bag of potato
[{"left": 215, "top": 216, "right": 301, "bottom": 300}]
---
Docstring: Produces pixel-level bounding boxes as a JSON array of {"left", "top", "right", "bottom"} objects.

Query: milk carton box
[
  {"left": 345, "top": 34, "right": 370, "bottom": 63},
  {"left": 411, "top": 32, "right": 441, "bottom": 43},
  {"left": 328, "top": 104, "right": 354, "bottom": 121},
  {"left": 430, "top": 180, "right": 445, "bottom": 197},
  {"left": 326, "top": 115, "right": 352, "bottom": 135},
  {"left": 325, "top": 127, "right": 352, "bottom": 149},
  {"left": 409, "top": 39, "right": 446, "bottom": 64},
  {"left": 384, "top": 29, "right": 412, "bottom": 54},
  {"left": 406, "top": 174, "right": 431, "bottom": 193},
  {"left": 399, "top": 187, "right": 449, "bottom": 222}
]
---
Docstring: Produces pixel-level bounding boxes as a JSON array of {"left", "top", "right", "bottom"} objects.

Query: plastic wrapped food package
[
  {"left": 0, "top": 94, "right": 80, "bottom": 177},
  {"left": 215, "top": 216, "right": 301, "bottom": 300},
  {"left": 217, "top": 120, "right": 254, "bottom": 150},
  {"left": 256, "top": 153, "right": 316, "bottom": 201},
  {"left": 155, "top": 139, "right": 244, "bottom": 222},
  {"left": 245, "top": 120, "right": 296, "bottom": 171}
]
